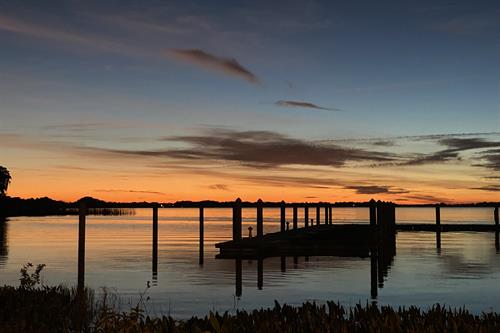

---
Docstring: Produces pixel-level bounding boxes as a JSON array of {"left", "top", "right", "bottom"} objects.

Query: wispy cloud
[
  {"left": 167, "top": 49, "right": 259, "bottom": 84},
  {"left": 94, "top": 189, "right": 166, "bottom": 195},
  {"left": 470, "top": 185, "right": 500, "bottom": 192},
  {"left": 344, "top": 185, "right": 409, "bottom": 195},
  {"left": 208, "top": 184, "right": 229, "bottom": 190},
  {"left": 274, "top": 100, "right": 340, "bottom": 111}
]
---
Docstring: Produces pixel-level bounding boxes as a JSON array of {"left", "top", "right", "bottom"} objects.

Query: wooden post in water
[
  {"left": 293, "top": 205, "right": 298, "bottom": 229},
  {"left": 495, "top": 207, "right": 499, "bottom": 227},
  {"left": 369, "top": 201, "right": 377, "bottom": 226},
  {"left": 152, "top": 205, "right": 159, "bottom": 276},
  {"left": 435, "top": 205, "right": 441, "bottom": 226},
  {"left": 199, "top": 207, "right": 204, "bottom": 265},
  {"left": 280, "top": 201, "right": 286, "bottom": 232},
  {"left": 256, "top": 199, "right": 263, "bottom": 238},
  {"left": 316, "top": 206, "right": 320, "bottom": 226},
  {"left": 329, "top": 205, "right": 333, "bottom": 225},
  {"left": 324, "top": 205, "right": 328, "bottom": 225},
  {"left": 233, "top": 198, "right": 242, "bottom": 241},
  {"left": 78, "top": 201, "right": 86, "bottom": 292},
  {"left": 304, "top": 205, "right": 309, "bottom": 228}
]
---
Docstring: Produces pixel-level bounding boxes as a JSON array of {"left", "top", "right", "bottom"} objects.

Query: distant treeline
[
  {"left": 1, "top": 196, "right": 498, "bottom": 217},
  {"left": 0, "top": 196, "right": 136, "bottom": 217}
]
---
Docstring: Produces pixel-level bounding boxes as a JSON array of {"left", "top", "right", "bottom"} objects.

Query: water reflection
[{"left": 0, "top": 217, "right": 7, "bottom": 267}]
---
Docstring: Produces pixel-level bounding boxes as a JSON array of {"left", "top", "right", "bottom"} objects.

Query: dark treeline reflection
[{"left": 0, "top": 217, "right": 7, "bottom": 267}]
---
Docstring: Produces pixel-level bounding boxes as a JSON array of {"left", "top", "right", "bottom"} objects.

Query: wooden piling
[
  {"left": 233, "top": 198, "right": 242, "bottom": 241},
  {"left": 435, "top": 205, "right": 441, "bottom": 226},
  {"left": 280, "top": 201, "right": 286, "bottom": 232},
  {"left": 304, "top": 205, "right": 309, "bottom": 228},
  {"left": 293, "top": 205, "right": 298, "bottom": 229},
  {"left": 199, "top": 207, "right": 204, "bottom": 265},
  {"left": 329, "top": 205, "right": 333, "bottom": 225},
  {"left": 495, "top": 207, "right": 499, "bottom": 227},
  {"left": 324, "top": 206, "right": 328, "bottom": 225},
  {"left": 316, "top": 206, "right": 320, "bottom": 226},
  {"left": 257, "top": 199, "right": 263, "bottom": 238},
  {"left": 369, "top": 201, "right": 377, "bottom": 226},
  {"left": 77, "top": 201, "right": 86, "bottom": 292},
  {"left": 152, "top": 205, "right": 158, "bottom": 275}
]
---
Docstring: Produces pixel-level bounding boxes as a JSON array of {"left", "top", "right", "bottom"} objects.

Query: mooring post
[
  {"left": 376, "top": 204, "right": 383, "bottom": 227},
  {"left": 324, "top": 205, "right": 328, "bottom": 225},
  {"left": 280, "top": 201, "right": 286, "bottom": 232},
  {"left": 293, "top": 205, "right": 298, "bottom": 229},
  {"left": 369, "top": 201, "right": 377, "bottom": 226},
  {"left": 257, "top": 258, "right": 263, "bottom": 290},
  {"left": 435, "top": 205, "right": 441, "bottom": 226},
  {"left": 304, "top": 205, "right": 309, "bottom": 228},
  {"left": 257, "top": 199, "right": 263, "bottom": 238},
  {"left": 329, "top": 205, "right": 333, "bottom": 224},
  {"left": 77, "top": 201, "right": 86, "bottom": 292},
  {"left": 495, "top": 207, "right": 499, "bottom": 227},
  {"left": 152, "top": 205, "right": 159, "bottom": 276},
  {"left": 233, "top": 198, "right": 242, "bottom": 241},
  {"left": 316, "top": 206, "right": 320, "bottom": 226},
  {"left": 199, "top": 207, "right": 204, "bottom": 265}
]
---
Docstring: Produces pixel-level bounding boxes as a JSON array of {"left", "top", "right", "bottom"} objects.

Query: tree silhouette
[{"left": 0, "top": 166, "right": 11, "bottom": 197}]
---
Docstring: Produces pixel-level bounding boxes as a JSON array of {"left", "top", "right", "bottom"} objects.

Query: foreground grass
[{"left": 1, "top": 265, "right": 500, "bottom": 332}]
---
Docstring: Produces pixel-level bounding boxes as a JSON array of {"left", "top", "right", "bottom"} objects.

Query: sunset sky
[{"left": 1, "top": 1, "right": 499, "bottom": 203}]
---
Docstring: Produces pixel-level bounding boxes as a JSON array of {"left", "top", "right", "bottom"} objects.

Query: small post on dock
[
  {"left": 199, "top": 207, "right": 204, "bottom": 265},
  {"left": 152, "top": 204, "right": 159, "bottom": 277},
  {"left": 256, "top": 199, "right": 263, "bottom": 238},
  {"left": 316, "top": 206, "right": 320, "bottom": 226},
  {"left": 280, "top": 201, "right": 286, "bottom": 232},
  {"left": 233, "top": 198, "right": 242, "bottom": 241},
  {"left": 369, "top": 200, "right": 377, "bottom": 226},
  {"left": 329, "top": 205, "right": 333, "bottom": 224},
  {"left": 324, "top": 205, "right": 328, "bottom": 225},
  {"left": 257, "top": 258, "right": 263, "bottom": 290},
  {"left": 78, "top": 201, "right": 86, "bottom": 292},
  {"left": 293, "top": 205, "right": 298, "bottom": 229},
  {"left": 494, "top": 207, "right": 499, "bottom": 227},
  {"left": 304, "top": 205, "right": 309, "bottom": 228}
]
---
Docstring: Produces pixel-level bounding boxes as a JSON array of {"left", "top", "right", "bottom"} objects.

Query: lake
[{"left": 0, "top": 207, "right": 499, "bottom": 317}]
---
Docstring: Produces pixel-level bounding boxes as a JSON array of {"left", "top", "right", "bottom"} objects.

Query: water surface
[{"left": 0, "top": 207, "right": 498, "bottom": 317}]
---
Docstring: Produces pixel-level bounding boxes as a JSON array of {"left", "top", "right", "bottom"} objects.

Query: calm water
[{"left": 0, "top": 207, "right": 499, "bottom": 317}]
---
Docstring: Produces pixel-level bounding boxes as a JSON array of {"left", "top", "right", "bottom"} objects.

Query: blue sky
[{"left": 0, "top": 0, "right": 499, "bottom": 202}]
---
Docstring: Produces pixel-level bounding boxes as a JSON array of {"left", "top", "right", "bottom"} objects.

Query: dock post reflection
[
  {"left": 78, "top": 202, "right": 86, "bottom": 292},
  {"left": 199, "top": 207, "right": 204, "bottom": 265},
  {"left": 495, "top": 231, "right": 499, "bottom": 252},
  {"left": 370, "top": 249, "right": 378, "bottom": 300},
  {"left": 152, "top": 205, "right": 158, "bottom": 280},
  {"left": 257, "top": 258, "right": 263, "bottom": 290},
  {"left": 280, "top": 256, "right": 286, "bottom": 272},
  {"left": 235, "top": 258, "right": 242, "bottom": 297},
  {"left": 495, "top": 207, "right": 499, "bottom": 227},
  {"left": 436, "top": 230, "right": 441, "bottom": 252}
]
